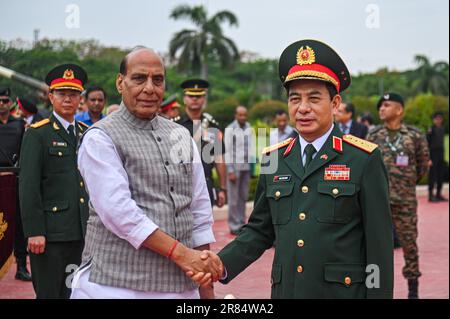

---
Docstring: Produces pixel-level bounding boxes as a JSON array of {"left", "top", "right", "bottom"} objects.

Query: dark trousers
[
  {"left": 429, "top": 149, "right": 445, "bottom": 196},
  {"left": 29, "top": 240, "right": 84, "bottom": 299}
]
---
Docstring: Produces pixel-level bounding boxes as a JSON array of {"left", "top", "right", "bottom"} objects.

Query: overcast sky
[{"left": 1, "top": 0, "right": 448, "bottom": 74}]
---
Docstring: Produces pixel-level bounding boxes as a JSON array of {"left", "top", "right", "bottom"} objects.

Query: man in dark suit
[
  {"left": 336, "top": 102, "right": 368, "bottom": 139},
  {"left": 19, "top": 64, "right": 90, "bottom": 298}
]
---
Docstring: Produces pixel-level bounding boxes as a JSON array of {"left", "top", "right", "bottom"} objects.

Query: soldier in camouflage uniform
[{"left": 367, "top": 92, "right": 429, "bottom": 299}]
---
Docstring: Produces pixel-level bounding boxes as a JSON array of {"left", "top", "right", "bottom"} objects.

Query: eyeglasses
[{"left": 0, "top": 98, "right": 10, "bottom": 104}]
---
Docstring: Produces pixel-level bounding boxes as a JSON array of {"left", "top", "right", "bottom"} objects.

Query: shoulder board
[
  {"left": 262, "top": 138, "right": 294, "bottom": 155},
  {"left": 77, "top": 121, "right": 89, "bottom": 129},
  {"left": 343, "top": 134, "right": 378, "bottom": 154},
  {"left": 405, "top": 125, "right": 423, "bottom": 134},
  {"left": 30, "top": 118, "right": 50, "bottom": 129},
  {"left": 369, "top": 125, "right": 383, "bottom": 134},
  {"left": 203, "top": 113, "right": 219, "bottom": 126}
]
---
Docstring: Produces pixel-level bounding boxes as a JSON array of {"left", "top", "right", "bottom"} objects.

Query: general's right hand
[{"left": 28, "top": 236, "right": 46, "bottom": 254}]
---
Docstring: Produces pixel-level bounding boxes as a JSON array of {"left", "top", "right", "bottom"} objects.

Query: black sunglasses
[{"left": 0, "top": 98, "right": 10, "bottom": 104}]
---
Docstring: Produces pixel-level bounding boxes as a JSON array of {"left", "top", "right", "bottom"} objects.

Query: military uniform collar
[
  {"left": 297, "top": 124, "right": 335, "bottom": 157},
  {"left": 118, "top": 102, "right": 159, "bottom": 130},
  {"left": 52, "top": 111, "right": 75, "bottom": 132},
  {"left": 283, "top": 125, "right": 342, "bottom": 181},
  {"left": 383, "top": 123, "right": 409, "bottom": 134}
]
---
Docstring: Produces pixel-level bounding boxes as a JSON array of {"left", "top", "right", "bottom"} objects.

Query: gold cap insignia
[
  {"left": 63, "top": 69, "right": 75, "bottom": 80},
  {"left": 296, "top": 46, "right": 316, "bottom": 65}
]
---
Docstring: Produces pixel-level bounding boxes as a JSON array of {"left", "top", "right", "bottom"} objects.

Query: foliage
[
  {"left": 168, "top": 4, "right": 239, "bottom": 79},
  {"left": 0, "top": 37, "right": 448, "bottom": 135},
  {"left": 249, "top": 99, "right": 287, "bottom": 124},
  {"left": 404, "top": 94, "right": 449, "bottom": 132}
]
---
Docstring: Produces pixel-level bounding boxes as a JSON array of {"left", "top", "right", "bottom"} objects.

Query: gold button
[
  {"left": 80, "top": 198, "right": 85, "bottom": 204},
  {"left": 58, "top": 151, "right": 62, "bottom": 156},
  {"left": 52, "top": 207, "right": 57, "bottom": 212},
  {"left": 297, "top": 239, "right": 305, "bottom": 247},
  {"left": 344, "top": 277, "right": 352, "bottom": 286},
  {"left": 297, "top": 265, "right": 303, "bottom": 273},
  {"left": 80, "top": 181, "right": 84, "bottom": 187},
  {"left": 275, "top": 190, "right": 281, "bottom": 198},
  {"left": 332, "top": 188, "right": 339, "bottom": 195},
  {"left": 301, "top": 186, "right": 309, "bottom": 193}
]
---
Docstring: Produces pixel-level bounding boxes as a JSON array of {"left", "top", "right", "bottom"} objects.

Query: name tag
[
  {"left": 52, "top": 141, "right": 67, "bottom": 147},
  {"left": 273, "top": 175, "right": 291, "bottom": 182},
  {"left": 396, "top": 154, "right": 409, "bottom": 166}
]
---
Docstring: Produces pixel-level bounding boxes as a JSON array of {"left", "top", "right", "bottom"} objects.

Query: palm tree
[
  {"left": 169, "top": 4, "right": 239, "bottom": 79},
  {"left": 413, "top": 55, "right": 449, "bottom": 95}
]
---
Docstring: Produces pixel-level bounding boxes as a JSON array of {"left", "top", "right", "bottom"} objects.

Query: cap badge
[
  {"left": 296, "top": 46, "right": 316, "bottom": 65},
  {"left": 384, "top": 94, "right": 390, "bottom": 99},
  {"left": 63, "top": 69, "right": 75, "bottom": 80}
]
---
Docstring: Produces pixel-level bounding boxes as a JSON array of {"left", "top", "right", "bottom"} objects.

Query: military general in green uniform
[
  {"left": 208, "top": 40, "right": 394, "bottom": 298},
  {"left": 19, "top": 64, "right": 89, "bottom": 298}
]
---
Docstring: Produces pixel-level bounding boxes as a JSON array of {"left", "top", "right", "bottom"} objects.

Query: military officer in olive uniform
[
  {"left": 160, "top": 94, "right": 181, "bottom": 121},
  {"left": 367, "top": 93, "right": 429, "bottom": 299},
  {"left": 214, "top": 40, "right": 394, "bottom": 298},
  {"left": 19, "top": 64, "right": 90, "bottom": 299},
  {"left": 176, "top": 79, "right": 227, "bottom": 207}
]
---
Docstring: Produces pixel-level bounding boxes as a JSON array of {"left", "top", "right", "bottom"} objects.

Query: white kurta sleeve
[{"left": 78, "top": 129, "right": 158, "bottom": 249}]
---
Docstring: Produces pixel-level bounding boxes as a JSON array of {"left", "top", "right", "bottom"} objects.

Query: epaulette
[
  {"left": 30, "top": 118, "right": 50, "bottom": 129},
  {"left": 262, "top": 137, "right": 294, "bottom": 155},
  {"left": 170, "top": 115, "right": 181, "bottom": 122},
  {"left": 405, "top": 124, "right": 423, "bottom": 134},
  {"left": 369, "top": 125, "right": 383, "bottom": 134},
  {"left": 203, "top": 113, "right": 219, "bottom": 126},
  {"left": 77, "top": 121, "right": 89, "bottom": 129},
  {"left": 343, "top": 134, "right": 378, "bottom": 154}
]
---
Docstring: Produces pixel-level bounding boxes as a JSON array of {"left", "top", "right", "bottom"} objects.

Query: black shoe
[
  {"left": 408, "top": 279, "right": 419, "bottom": 299},
  {"left": 15, "top": 266, "right": 32, "bottom": 281},
  {"left": 393, "top": 237, "right": 402, "bottom": 249}
]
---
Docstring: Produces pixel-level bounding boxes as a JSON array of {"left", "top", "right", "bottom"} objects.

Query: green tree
[
  {"left": 412, "top": 55, "right": 449, "bottom": 95},
  {"left": 249, "top": 99, "right": 287, "bottom": 124},
  {"left": 168, "top": 4, "right": 239, "bottom": 79}
]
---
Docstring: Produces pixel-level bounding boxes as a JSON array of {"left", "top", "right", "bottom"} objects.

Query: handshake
[{"left": 172, "top": 246, "right": 224, "bottom": 287}]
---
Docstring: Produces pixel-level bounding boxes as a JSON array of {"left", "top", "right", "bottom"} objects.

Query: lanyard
[{"left": 386, "top": 132, "right": 402, "bottom": 152}]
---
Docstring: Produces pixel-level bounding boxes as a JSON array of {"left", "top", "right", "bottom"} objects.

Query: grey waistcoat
[{"left": 81, "top": 103, "right": 197, "bottom": 292}]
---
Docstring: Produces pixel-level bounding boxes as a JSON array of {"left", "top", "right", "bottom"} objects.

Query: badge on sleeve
[{"left": 324, "top": 164, "right": 350, "bottom": 181}]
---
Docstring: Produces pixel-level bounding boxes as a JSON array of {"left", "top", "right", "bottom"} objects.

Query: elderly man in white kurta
[{"left": 71, "top": 48, "right": 222, "bottom": 299}]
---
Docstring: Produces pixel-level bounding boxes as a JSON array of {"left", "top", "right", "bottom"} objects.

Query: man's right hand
[
  {"left": 28, "top": 236, "right": 46, "bottom": 254},
  {"left": 172, "top": 246, "right": 223, "bottom": 283},
  {"left": 228, "top": 172, "right": 237, "bottom": 183}
]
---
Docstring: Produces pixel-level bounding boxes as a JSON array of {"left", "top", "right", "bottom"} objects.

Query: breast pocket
[
  {"left": 316, "top": 182, "right": 359, "bottom": 224},
  {"left": 44, "top": 200, "right": 70, "bottom": 234},
  {"left": 266, "top": 183, "right": 294, "bottom": 225}
]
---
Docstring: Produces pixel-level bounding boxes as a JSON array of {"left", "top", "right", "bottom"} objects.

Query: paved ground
[{"left": 1, "top": 189, "right": 448, "bottom": 299}]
